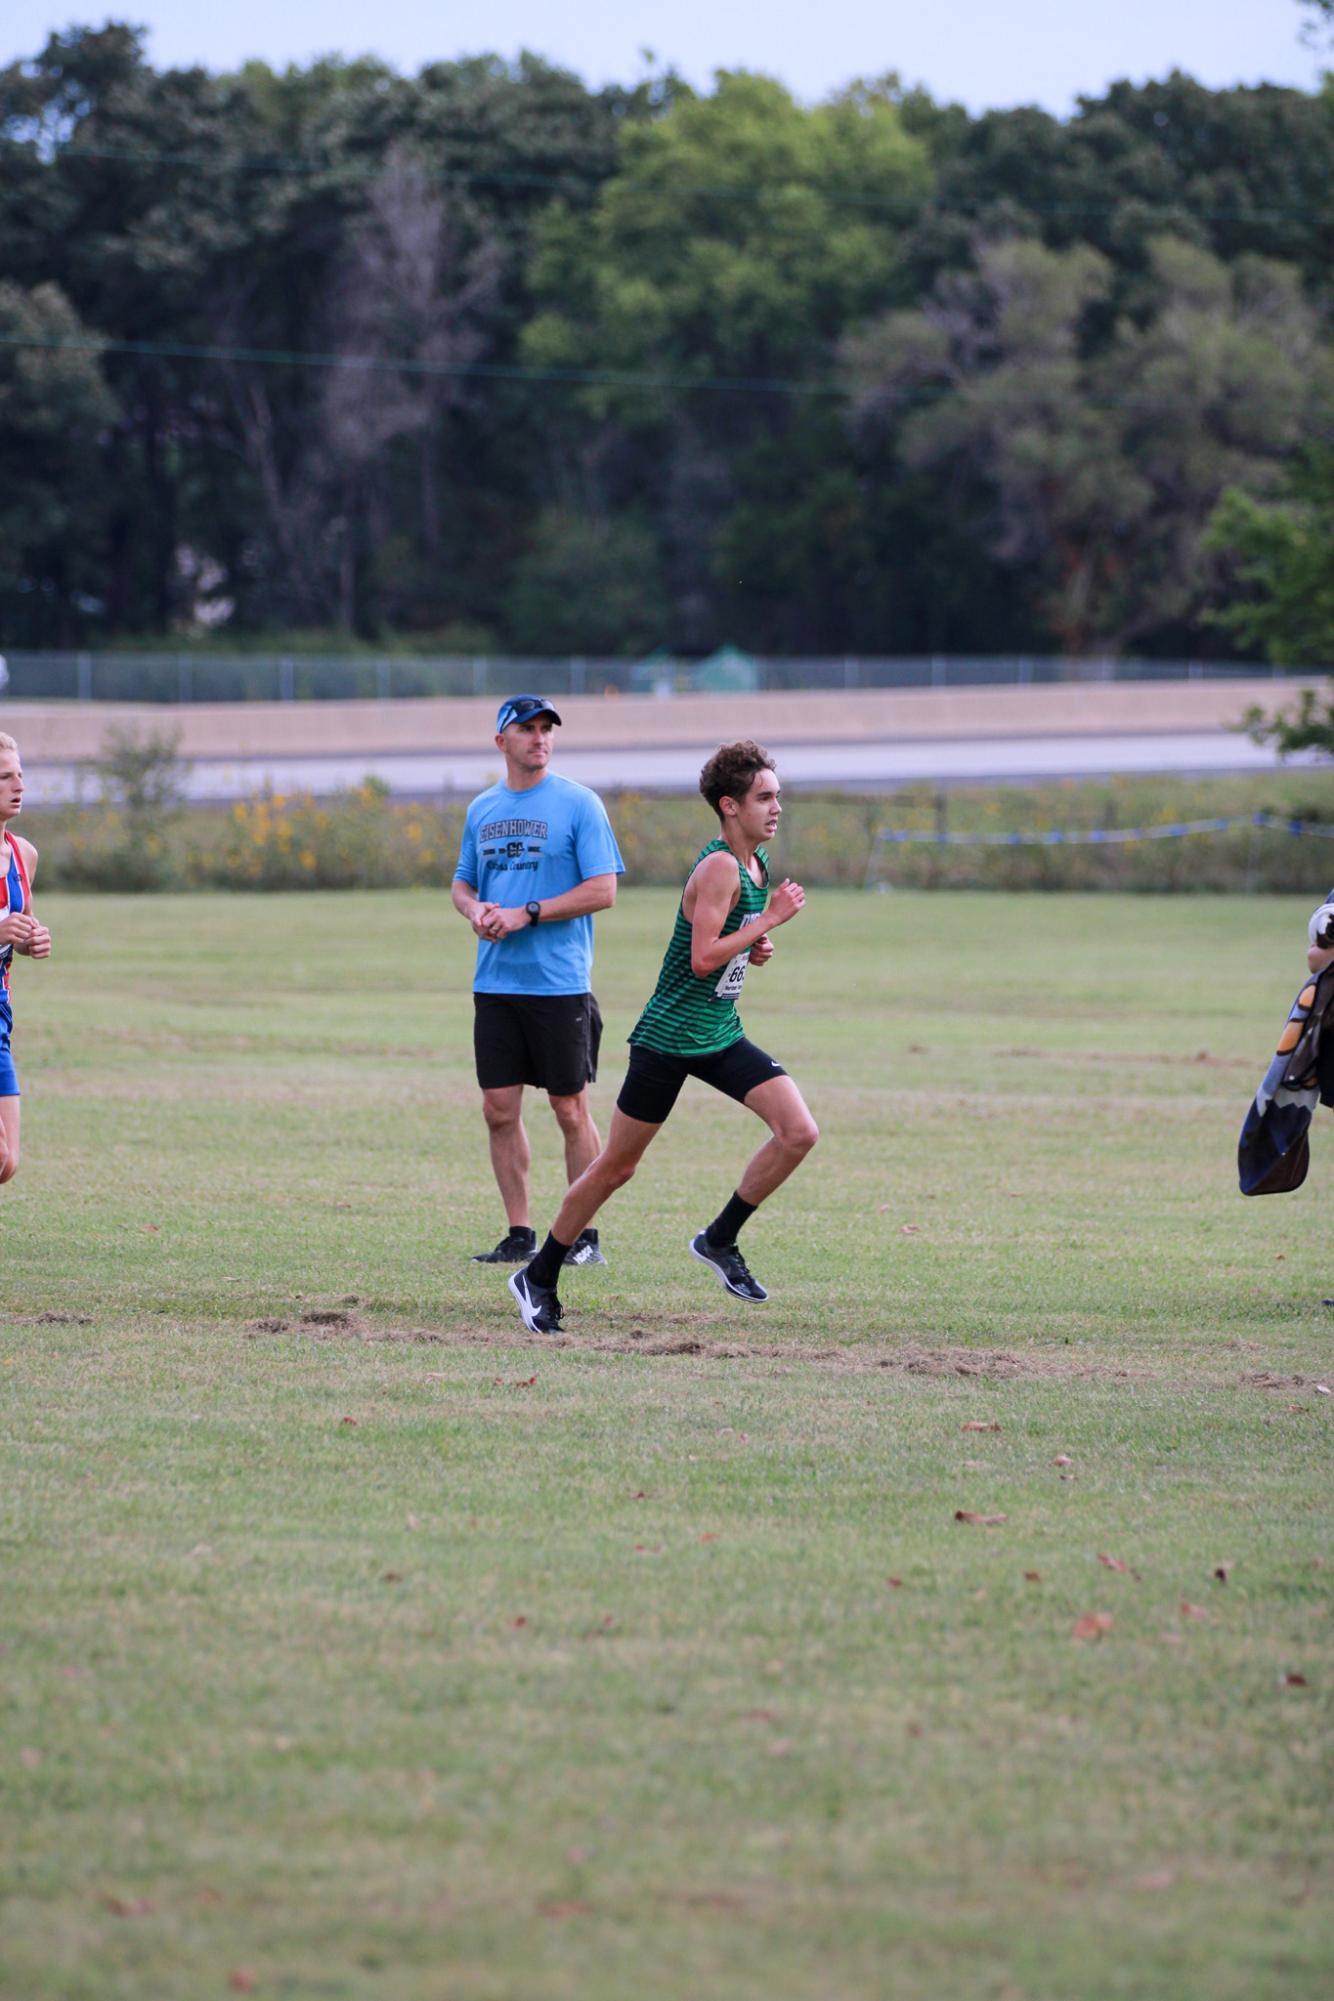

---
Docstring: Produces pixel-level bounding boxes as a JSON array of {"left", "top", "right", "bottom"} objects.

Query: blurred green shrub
[{"left": 28, "top": 771, "right": 1334, "bottom": 895}]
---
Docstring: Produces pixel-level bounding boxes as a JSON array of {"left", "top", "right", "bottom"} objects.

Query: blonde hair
[{"left": 0, "top": 735, "right": 16, "bottom": 755}]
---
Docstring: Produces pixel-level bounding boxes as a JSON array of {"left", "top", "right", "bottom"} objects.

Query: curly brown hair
[{"left": 698, "top": 740, "right": 776, "bottom": 821}]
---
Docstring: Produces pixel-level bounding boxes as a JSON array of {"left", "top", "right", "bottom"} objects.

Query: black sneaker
[
  {"left": 473, "top": 1228, "right": 537, "bottom": 1264},
  {"left": 689, "top": 1231, "right": 768, "bottom": 1302},
  {"left": 563, "top": 1230, "right": 607, "bottom": 1268},
  {"left": 509, "top": 1266, "right": 563, "bottom": 1334}
]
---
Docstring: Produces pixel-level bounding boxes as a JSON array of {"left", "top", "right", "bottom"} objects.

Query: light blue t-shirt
[{"left": 455, "top": 772, "right": 625, "bottom": 996}]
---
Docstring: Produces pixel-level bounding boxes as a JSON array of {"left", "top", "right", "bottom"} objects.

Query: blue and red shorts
[{"left": 0, "top": 1006, "right": 17, "bottom": 1097}]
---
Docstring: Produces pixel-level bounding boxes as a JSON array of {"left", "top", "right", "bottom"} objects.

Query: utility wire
[
  {"left": 7, "top": 328, "right": 1330, "bottom": 425},
  {"left": 0, "top": 328, "right": 844, "bottom": 398},
  {"left": 7, "top": 138, "right": 1328, "bottom": 229}
]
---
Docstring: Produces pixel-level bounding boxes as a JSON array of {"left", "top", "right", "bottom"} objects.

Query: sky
[{"left": 3, "top": 2, "right": 1327, "bottom": 113}]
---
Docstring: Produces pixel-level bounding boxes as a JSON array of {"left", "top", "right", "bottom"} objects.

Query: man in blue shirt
[{"left": 453, "top": 695, "right": 625, "bottom": 1266}]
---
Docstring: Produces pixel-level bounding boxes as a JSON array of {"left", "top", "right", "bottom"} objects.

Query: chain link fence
[{"left": 0, "top": 651, "right": 1319, "bottom": 704}]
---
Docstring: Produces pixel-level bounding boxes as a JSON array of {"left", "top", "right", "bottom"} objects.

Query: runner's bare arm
[
  {"left": 10, "top": 837, "right": 48, "bottom": 957},
  {"left": 687, "top": 853, "right": 805, "bottom": 976}
]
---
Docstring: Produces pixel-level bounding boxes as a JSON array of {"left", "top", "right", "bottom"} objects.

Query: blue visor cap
[{"left": 496, "top": 695, "right": 562, "bottom": 733}]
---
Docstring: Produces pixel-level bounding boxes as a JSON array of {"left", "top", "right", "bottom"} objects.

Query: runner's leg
[
  {"left": 551, "top": 1107, "right": 661, "bottom": 1245},
  {"left": 734, "top": 1075, "right": 818, "bottom": 1205}
]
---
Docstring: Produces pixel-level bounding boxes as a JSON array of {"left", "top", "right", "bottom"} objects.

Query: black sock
[
  {"left": 507, "top": 1224, "right": 536, "bottom": 1245},
  {"left": 706, "top": 1192, "right": 756, "bottom": 1249},
  {"left": 527, "top": 1231, "right": 572, "bottom": 1289}
]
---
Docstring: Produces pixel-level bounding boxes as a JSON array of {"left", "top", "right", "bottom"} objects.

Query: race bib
[{"left": 714, "top": 950, "right": 749, "bottom": 1001}]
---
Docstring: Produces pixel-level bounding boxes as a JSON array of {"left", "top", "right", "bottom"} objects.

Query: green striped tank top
[{"left": 629, "top": 838, "right": 770, "bottom": 1057}]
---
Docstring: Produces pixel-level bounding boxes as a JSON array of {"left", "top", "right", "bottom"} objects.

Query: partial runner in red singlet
[{"left": 0, "top": 733, "right": 52, "bottom": 1184}]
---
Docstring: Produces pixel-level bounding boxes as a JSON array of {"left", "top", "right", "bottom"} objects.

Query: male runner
[
  {"left": 510, "top": 739, "right": 817, "bottom": 1333},
  {"left": 453, "top": 695, "right": 624, "bottom": 1265},
  {"left": 0, "top": 733, "right": 53, "bottom": 1186}
]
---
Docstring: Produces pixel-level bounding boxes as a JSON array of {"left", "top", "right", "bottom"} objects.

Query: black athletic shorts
[
  {"left": 616, "top": 1036, "right": 788, "bottom": 1126},
  {"left": 474, "top": 992, "right": 603, "bottom": 1097}
]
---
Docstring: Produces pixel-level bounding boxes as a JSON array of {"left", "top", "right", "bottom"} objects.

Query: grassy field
[{"left": 1, "top": 887, "right": 1331, "bottom": 2000}]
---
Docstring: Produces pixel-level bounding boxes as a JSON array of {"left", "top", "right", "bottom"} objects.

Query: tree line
[{"left": 1, "top": 22, "right": 1332, "bottom": 660}]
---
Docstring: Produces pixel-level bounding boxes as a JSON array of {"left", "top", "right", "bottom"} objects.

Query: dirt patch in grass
[
  {"left": 1239, "top": 1370, "right": 1332, "bottom": 1393},
  {"left": 240, "top": 1312, "right": 1130, "bottom": 1381},
  {"left": 995, "top": 1046, "right": 1251, "bottom": 1071},
  {"left": 2, "top": 1310, "right": 94, "bottom": 1325}
]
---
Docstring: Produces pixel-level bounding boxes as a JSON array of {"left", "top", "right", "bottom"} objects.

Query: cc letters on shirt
[{"left": 480, "top": 817, "right": 549, "bottom": 874}]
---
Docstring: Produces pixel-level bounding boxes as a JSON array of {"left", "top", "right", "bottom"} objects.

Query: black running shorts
[
  {"left": 474, "top": 992, "right": 602, "bottom": 1097},
  {"left": 616, "top": 1036, "right": 788, "bottom": 1126}
]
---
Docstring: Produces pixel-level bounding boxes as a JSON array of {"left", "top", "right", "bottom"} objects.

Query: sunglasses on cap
[{"left": 496, "top": 695, "right": 562, "bottom": 732}]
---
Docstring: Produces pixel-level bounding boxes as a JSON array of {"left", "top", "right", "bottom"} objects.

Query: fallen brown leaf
[
  {"left": 538, "top": 1900, "right": 591, "bottom": 1919},
  {"left": 105, "top": 1896, "right": 156, "bottom": 1917},
  {"left": 1283, "top": 1672, "right": 1308, "bottom": 1687},
  {"left": 1212, "top": 1563, "right": 1232, "bottom": 1584},
  {"left": 699, "top": 1533, "right": 720, "bottom": 1543},
  {"left": 380, "top": 1571, "right": 404, "bottom": 1584},
  {"left": 887, "top": 1575, "right": 904, "bottom": 1588},
  {"left": 1098, "top": 1553, "right": 1139, "bottom": 1577},
  {"left": 339, "top": 1415, "right": 359, "bottom": 1427},
  {"left": 954, "top": 1510, "right": 1008, "bottom": 1526},
  {"left": 229, "top": 1973, "right": 258, "bottom": 1994},
  {"left": 961, "top": 1421, "right": 1001, "bottom": 1434},
  {"left": 1024, "top": 1570, "right": 1041, "bottom": 1582},
  {"left": 1179, "top": 1600, "right": 1209, "bottom": 1621},
  {"left": 1073, "top": 1612, "right": 1114, "bottom": 1640},
  {"left": 900, "top": 1224, "right": 922, "bottom": 1234},
  {"left": 1053, "top": 1454, "right": 1073, "bottom": 1467}
]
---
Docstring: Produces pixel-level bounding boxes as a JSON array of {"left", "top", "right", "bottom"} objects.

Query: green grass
[{"left": 1, "top": 889, "right": 1331, "bottom": 2000}]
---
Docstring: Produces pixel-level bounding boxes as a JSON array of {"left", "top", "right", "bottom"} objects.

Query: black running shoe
[
  {"left": 563, "top": 1230, "right": 607, "bottom": 1268},
  {"left": 509, "top": 1266, "right": 563, "bottom": 1333},
  {"left": 473, "top": 1228, "right": 537, "bottom": 1264},
  {"left": 689, "top": 1231, "right": 768, "bottom": 1302}
]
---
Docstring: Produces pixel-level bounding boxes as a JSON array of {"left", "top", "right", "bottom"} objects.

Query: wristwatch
[{"left": 526, "top": 900, "right": 542, "bottom": 925}]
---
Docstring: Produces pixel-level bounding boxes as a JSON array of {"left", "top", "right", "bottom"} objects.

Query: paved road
[{"left": 22, "top": 729, "right": 1326, "bottom": 806}]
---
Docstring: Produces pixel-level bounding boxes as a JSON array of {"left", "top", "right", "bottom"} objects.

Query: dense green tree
[
  {"left": 521, "top": 71, "right": 931, "bottom": 648},
  {"left": 844, "top": 236, "right": 1320, "bottom": 654},
  {"left": 1207, "top": 445, "right": 1334, "bottom": 665},
  {"left": 903, "top": 76, "right": 1334, "bottom": 300},
  {"left": 507, "top": 510, "right": 668, "bottom": 653},
  {"left": 0, "top": 281, "right": 115, "bottom": 642},
  {"left": 0, "top": 30, "right": 1330, "bottom": 657}
]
